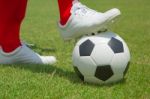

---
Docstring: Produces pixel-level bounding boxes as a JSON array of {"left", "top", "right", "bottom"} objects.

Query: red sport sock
[
  {"left": 58, "top": 0, "right": 78, "bottom": 25},
  {"left": 0, "top": 0, "right": 27, "bottom": 53}
]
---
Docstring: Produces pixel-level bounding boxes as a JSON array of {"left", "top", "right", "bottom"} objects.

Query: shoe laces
[{"left": 72, "top": 2, "right": 97, "bottom": 16}]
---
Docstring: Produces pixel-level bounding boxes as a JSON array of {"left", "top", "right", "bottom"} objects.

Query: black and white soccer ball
[{"left": 72, "top": 32, "right": 130, "bottom": 84}]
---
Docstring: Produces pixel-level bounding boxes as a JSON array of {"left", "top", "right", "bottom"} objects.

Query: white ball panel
[
  {"left": 111, "top": 53, "right": 129, "bottom": 74},
  {"left": 76, "top": 35, "right": 107, "bottom": 46},
  {"left": 88, "top": 36, "right": 111, "bottom": 44},
  {"left": 72, "top": 45, "right": 97, "bottom": 76},
  {"left": 91, "top": 44, "right": 114, "bottom": 65},
  {"left": 77, "top": 57, "right": 97, "bottom": 76},
  {"left": 105, "top": 74, "right": 123, "bottom": 84},
  {"left": 72, "top": 46, "right": 96, "bottom": 76},
  {"left": 123, "top": 42, "right": 130, "bottom": 61}
]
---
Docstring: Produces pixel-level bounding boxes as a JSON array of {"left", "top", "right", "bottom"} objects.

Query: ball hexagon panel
[
  {"left": 110, "top": 52, "right": 130, "bottom": 75},
  {"left": 77, "top": 57, "right": 97, "bottom": 76},
  {"left": 79, "top": 39, "right": 95, "bottom": 56},
  {"left": 108, "top": 37, "right": 124, "bottom": 53},
  {"left": 95, "top": 65, "right": 114, "bottom": 81},
  {"left": 73, "top": 45, "right": 97, "bottom": 76},
  {"left": 122, "top": 42, "right": 130, "bottom": 61},
  {"left": 91, "top": 44, "right": 114, "bottom": 65}
]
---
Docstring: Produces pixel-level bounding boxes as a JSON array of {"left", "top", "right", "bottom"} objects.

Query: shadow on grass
[
  {"left": 0, "top": 64, "right": 83, "bottom": 84},
  {"left": 0, "top": 64, "right": 126, "bottom": 87}
]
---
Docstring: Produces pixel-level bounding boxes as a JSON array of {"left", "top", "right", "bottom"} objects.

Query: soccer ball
[{"left": 72, "top": 32, "right": 130, "bottom": 84}]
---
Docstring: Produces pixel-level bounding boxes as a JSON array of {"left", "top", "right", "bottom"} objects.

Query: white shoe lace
[{"left": 72, "top": 2, "right": 98, "bottom": 16}]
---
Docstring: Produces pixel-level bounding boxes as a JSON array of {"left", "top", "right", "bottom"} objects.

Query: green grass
[{"left": 0, "top": 0, "right": 150, "bottom": 98}]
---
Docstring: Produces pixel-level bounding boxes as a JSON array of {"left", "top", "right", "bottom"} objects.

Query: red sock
[
  {"left": 58, "top": 0, "right": 77, "bottom": 25},
  {"left": 0, "top": 0, "right": 27, "bottom": 53}
]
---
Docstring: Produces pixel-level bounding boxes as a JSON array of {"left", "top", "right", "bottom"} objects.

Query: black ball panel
[
  {"left": 108, "top": 37, "right": 124, "bottom": 53},
  {"left": 79, "top": 39, "right": 95, "bottom": 56},
  {"left": 95, "top": 65, "right": 114, "bottom": 81}
]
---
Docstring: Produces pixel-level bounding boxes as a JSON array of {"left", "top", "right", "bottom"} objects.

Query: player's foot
[
  {"left": 58, "top": 1, "right": 121, "bottom": 40},
  {"left": 0, "top": 44, "right": 56, "bottom": 64}
]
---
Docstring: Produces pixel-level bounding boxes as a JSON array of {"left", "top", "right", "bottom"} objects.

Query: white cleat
[
  {"left": 0, "top": 44, "right": 56, "bottom": 65},
  {"left": 58, "top": 1, "right": 121, "bottom": 40}
]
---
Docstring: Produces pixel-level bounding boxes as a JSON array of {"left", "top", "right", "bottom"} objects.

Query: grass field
[{"left": 0, "top": 0, "right": 150, "bottom": 98}]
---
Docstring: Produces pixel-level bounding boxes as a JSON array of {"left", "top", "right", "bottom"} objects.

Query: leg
[
  {"left": 0, "top": 0, "right": 27, "bottom": 53},
  {"left": 0, "top": 0, "right": 56, "bottom": 64},
  {"left": 57, "top": 0, "right": 75, "bottom": 25}
]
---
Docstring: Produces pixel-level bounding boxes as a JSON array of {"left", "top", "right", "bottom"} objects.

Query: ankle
[
  {"left": 1, "top": 46, "right": 22, "bottom": 56},
  {"left": 2, "top": 43, "right": 22, "bottom": 53},
  {"left": 60, "top": 14, "right": 71, "bottom": 25},
  {"left": 58, "top": 0, "right": 73, "bottom": 25}
]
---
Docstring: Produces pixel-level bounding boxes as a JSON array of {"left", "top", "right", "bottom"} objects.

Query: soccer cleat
[
  {"left": 58, "top": 1, "right": 121, "bottom": 40},
  {"left": 0, "top": 44, "right": 56, "bottom": 64}
]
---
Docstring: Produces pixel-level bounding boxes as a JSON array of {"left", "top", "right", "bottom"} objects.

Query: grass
[{"left": 0, "top": 0, "right": 150, "bottom": 98}]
